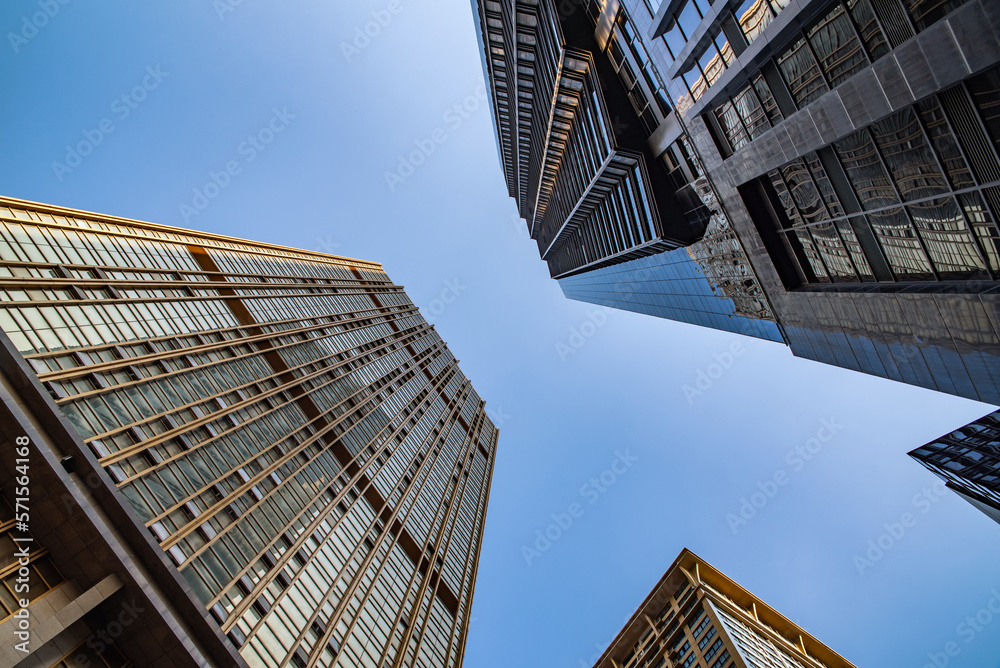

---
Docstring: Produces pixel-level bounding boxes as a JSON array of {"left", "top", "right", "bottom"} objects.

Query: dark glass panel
[
  {"left": 958, "top": 191, "right": 1000, "bottom": 272},
  {"left": 870, "top": 108, "right": 949, "bottom": 201},
  {"left": 807, "top": 4, "right": 868, "bottom": 87},
  {"left": 907, "top": 196, "right": 989, "bottom": 277},
  {"left": 715, "top": 100, "right": 750, "bottom": 151},
  {"left": 733, "top": 85, "right": 769, "bottom": 140},
  {"left": 834, "top": 130, "right": 898, "bottom": 210},
  {"left": 777, "top": 38, "right": 828, "bottom": 107},
  {"left": 809, "top": 222, "right": 860, "bottom": 281},
  {"left": 768, "top": 169, "right": 832, "bottom": 280},
  {"left": 917, "top": 97, "right": 975, "bottom": 190},
  {"left": 846, "top": 0, "right": 890, "bottom": 61},
  {"left": 835, "top": 217, "right": 876, "bottom": 279},
  {"left": 866, "top": 207, "right": 935, "bottom": 279},
  {"left": 902, "top": 0, "right": 969, "bottom": 31},
  {"left": 780, "top": 158, "right": 829, "bottom": 226},
  {"left": 967, "top": 66, "right": 1000, "bottom": 157},
  {"left": 752, "top": 74, "right": 783, "bottom": 125},
  {"left": 804, "top": 152, "right": 845, "bottom": 218}
]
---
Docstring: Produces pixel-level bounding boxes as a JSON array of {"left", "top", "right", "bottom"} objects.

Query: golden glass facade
[
  {"left": 0, "top": 197, "right": 497, "bottom": 668},
  {"left": 593, "top": 549, "right": 856, "bottom": 668}
]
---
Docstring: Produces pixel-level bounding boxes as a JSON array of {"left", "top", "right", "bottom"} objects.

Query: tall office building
[
  {"left": 592, "top": 549, "right": 856, "bottom": 668},
  {"left": 0, "top": 196, "right": 497, "bottom": 668},
  {"left": 909, "top": 410, "right": 1000, "bottom": 524},
  {"left": 472, "top": 0, "right": 1000, "bottom": 404}
]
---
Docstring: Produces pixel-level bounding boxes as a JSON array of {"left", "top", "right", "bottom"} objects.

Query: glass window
[
  {"left": 684, "top": 66, "right": 709, "bottom": 102},
  {"left": 958, "top": 192, "right": 1000, "bottom": 272},
  {"left": 716, "top": 100, "right": 751, "bottom": 151},
  {"left": 869, "top": 108, "right": 949, "bottom": 202},
  {"left": 662, "top": 24, "right": 687, "bottom": 58},
  {"left": 736, "top": 0, "right": 775, "bottom": 44},
  {"left": 734, "top": 85, "right": 768, "bottom": 140},
  {"left": 902, "top": 0, "right": 969, "bottom": 31},
  {"left": 752, "top": 74, "right": 783, "bottom": 125},
  {"left": 846, "top": 0, "right": 889, "bottom": 61},
  {"left": 917, "top": 98, "right": 975, "bottom": 190},
  {"left": 806, "top": 4, "right": 868, "bottom": 88},
  {"left": 714, "top": 31, "right": 735, "bottom": 67},
  {"left": 678, "top": 0, "right": 703, "bottom": 38},
  {"left": 834, "top": 130, "right": 898, "bottom": 211},
  {"left": 698, "top": 44, "right": 727, "bottom": 89},
  {"left": 967, "top": 66, "right": 1000, "bottom": 156},
  {"left": 866, "top": 207, "right": 935, "bottom": 279},
  {"left": 777, "top": 38, "right": 828, "bottom": 107},
  {"left": 907, "top": 196, "right": 989, "bottom": 277}
]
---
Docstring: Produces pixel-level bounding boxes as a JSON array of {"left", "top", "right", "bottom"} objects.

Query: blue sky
[{"left": 2, "top": 1, "right": 999, "bottom": 666}]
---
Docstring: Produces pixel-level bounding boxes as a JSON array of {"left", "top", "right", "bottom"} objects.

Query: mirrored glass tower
[
  {"left": 472, "top": 0, "right": 1000, "bottom": 403},
  {"left": 0, "top": 196, "right": 497, "bottom": 668}
]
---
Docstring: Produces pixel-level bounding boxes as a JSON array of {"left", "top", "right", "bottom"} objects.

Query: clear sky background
[{"left": 2, "top": 1, "right": 999, "bottom": 666}]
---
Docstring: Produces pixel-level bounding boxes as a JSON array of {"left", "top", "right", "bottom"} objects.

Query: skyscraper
[
  {"left": 0, "top": 196, "right": 497, "bottom": 668},
  {"left": 472, "top": 0, "right": 1000, "bottom": 404},
  {"left": 909, "top": 410, "right": 1000, "bottom": 525},
  {"left": 592, "top": 549, "right": 856, "bottom": 668}
]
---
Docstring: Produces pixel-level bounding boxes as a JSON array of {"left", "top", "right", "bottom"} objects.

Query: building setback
[
  {"left": 472, "top": 0, "right": 1000, "bottom": 404},
  {"left": 592, "top": 549, "right": 856, "bottom": 668},
  {"left": 909, "top": 410, "right": 1000, "bottom": 525},
  {"left": 0, "top": 196, "right": 497, "bottom": 668}
]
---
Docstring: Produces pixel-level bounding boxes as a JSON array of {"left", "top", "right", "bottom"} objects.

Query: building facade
[
  {"left": 472, "top": 0, "right": 1000, "bottom": 403},
  {"left": 0, "top": 196, "right": 497, "bottom": 668},
  {"left": 592, "top": 549, "right": 856, "bottom": 668},
  {"left": 909, "top": 410, "right": 1000, "bottom": 524}
]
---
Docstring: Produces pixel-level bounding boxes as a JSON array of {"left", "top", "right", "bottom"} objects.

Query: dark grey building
[
  {"left": 910, "top": 411, "right": 1000, "bottom": 525},
  {"left": 472, "top": 0, "right": 1000, "bottom": 403}
]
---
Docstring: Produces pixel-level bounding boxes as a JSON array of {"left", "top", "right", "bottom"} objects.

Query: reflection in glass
[
  {"left": 907, "top": 196, "right": 988, "bottom": 278},
  {"left": 846, "top": 0, "right": 889, "bottom": 61},
  {"left": 834, "top": 130, "right": 898, "bottom": 211},
  {"left": 867, "top": 207, "right": 934, "bottom": 279},
  {"left": 777, "top": 38, "right": 828, "bottom": 107},
  {"left": 806, "top": 4, "right": 868, "bottom": 88},
  {"left": 869, "top": 108, "right": 948, "bottom": 202}
]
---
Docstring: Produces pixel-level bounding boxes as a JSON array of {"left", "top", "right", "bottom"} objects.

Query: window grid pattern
[
  {"left": 0, "top": 205, "right": 498, "bottom": 668},
  {"left": 763, "top": 79, "right": 1000, "bottom": 284},
  {"left": 910, "top": 410, "right": 1000, "bottom": 516}
]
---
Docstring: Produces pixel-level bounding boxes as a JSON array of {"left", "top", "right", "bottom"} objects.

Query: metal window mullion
[
  {"left": 910, "top": 99, "right": 996, "bottom": 279},
  {"left": 865, "top": 125, "right": 941, "bottom": 280}
]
